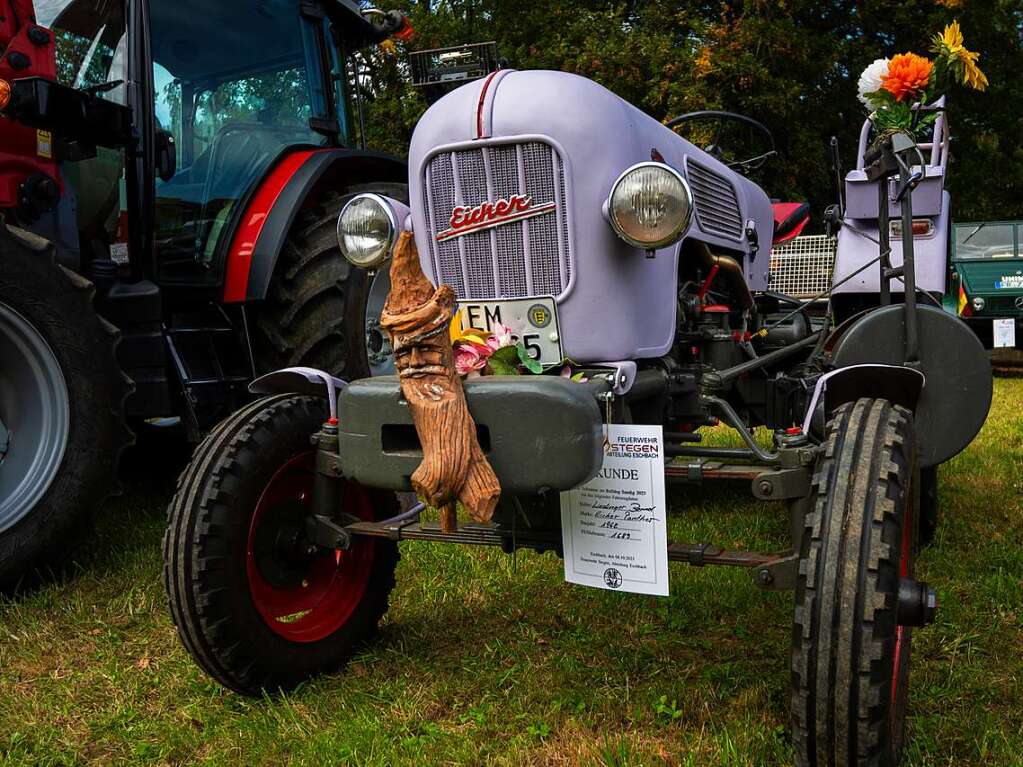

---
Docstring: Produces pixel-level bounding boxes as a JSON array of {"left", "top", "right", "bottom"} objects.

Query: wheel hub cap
[{"left": 0, "top": 301, "right": 70, "bottom": 533}]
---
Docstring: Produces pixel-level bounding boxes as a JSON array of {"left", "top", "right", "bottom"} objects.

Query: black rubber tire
[
  {"left": 250, "top": 192, "right": 370, "bottom": 379},
  {"left": 0, "top": 224, "right": 133, "bottom": 594},
  {"left": 917, "top": 465, "right": 939, "bottom": 547},
  {"left": 163, "top": 394, "right": 399, "bottom": 695},
  {"left": 791, "top": 398, "right": 918, "bottom": 767}
]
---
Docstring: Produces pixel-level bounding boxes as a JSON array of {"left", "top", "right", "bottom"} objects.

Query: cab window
[
  {"left": 38, "top": 0, "right": 127, "bottom": 105},
  {"left": 955, "top": 223, "right": 1018, "bottom": 260}
]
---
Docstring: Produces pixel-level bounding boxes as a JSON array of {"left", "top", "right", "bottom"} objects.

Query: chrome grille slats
[
  {"left": 686, "top": 160, "right": 744, "bottom": 240},
  {"left": 489, "top": 144, "right": 528, "bottom": 296},
  {"left": 453, "top": 150, "right": 495, "bottom": 297},
  {"left": 557, "top": 155, "right": 571, "bottom": 285},
  {"left": 421, "top": 140, "right": 571, "bottom": 300},
  {"left": 523, "top": 143, "right": 561, "bottom": 296},
  {"left": 424, "top": 154, "right": 465, "bottom": 296}
]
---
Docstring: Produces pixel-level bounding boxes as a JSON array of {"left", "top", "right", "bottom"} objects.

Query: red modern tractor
[{"left": 0, "top": 0, "right": 411, "bottom": 590}]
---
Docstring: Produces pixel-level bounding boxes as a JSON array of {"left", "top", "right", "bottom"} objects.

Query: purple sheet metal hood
[{"left": 407, "top": 70, "right": 773, "bottom": 363}]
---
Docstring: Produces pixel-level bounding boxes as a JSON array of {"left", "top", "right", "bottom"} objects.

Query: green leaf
[
  {"left": 516, "top": 344, "right": 543, "bottom": 374},
  {"left": 491, "top": 345, "right": 520, "bottom": 364},
  {"left": 488, "top": 356, "right": 520, "bottom": 376}
]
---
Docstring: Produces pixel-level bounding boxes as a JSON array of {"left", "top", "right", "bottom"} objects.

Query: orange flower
[{"left": 881, "top": 53, "right": 933, "bottom": 102}]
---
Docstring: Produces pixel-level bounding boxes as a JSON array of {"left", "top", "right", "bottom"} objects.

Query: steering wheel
[{"left": 666, "top": 110, "right": 776, "bottom": 173}]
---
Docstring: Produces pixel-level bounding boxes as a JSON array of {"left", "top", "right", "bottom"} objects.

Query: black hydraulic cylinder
[{"left": 898, "top": 163, "right": 919, "bottom": 363}]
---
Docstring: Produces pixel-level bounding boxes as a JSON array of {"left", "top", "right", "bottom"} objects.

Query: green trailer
[{"left": 947, "top": 221, "right": 1023, "bottom": 350}]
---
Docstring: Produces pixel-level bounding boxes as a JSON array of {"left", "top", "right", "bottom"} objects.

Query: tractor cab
[
  {"left": 2, "top": 0, "right": 405, "bottom": 284},
  {"left": 150, "top": 0, "right": 358, "bottom": 286}
]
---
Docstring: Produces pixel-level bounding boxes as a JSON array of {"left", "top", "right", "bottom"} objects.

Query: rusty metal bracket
[
  {"left": 751, "top": 468, "right": 811, "bottom": 501},
  {"left": 752, "top": 553, "right": 799, "bottom": 590}
]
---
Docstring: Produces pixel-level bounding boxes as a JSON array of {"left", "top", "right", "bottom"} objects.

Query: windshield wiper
[
  {"left": 961, "top": 223, "right": 985, "bottom": 245},
  {"left": 84, "top": 80, "right": 125, "bottom": 96}
]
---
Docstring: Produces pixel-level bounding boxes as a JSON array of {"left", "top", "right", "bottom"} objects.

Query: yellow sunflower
[{"left": 932, "top": 20, "right": 988, "bottom": 91}]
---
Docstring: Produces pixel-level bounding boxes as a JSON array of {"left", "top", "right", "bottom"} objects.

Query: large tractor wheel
[
  {"left": 791, "top": 398, "right": 932, "bottom": 767},
  {"left": 163, "top": 394, "right": 399, "bottom": 695},
  {"left": 251, "top": 186, "right": 405, "bottom": 379},
  {"left": 0, "top": 225, "right": 132, "bottom": 593}
]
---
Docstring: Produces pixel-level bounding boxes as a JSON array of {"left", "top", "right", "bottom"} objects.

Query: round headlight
[
  {"left": 608, "top": 162, "right": 693, "bottom": 250},
  {"left": 972, "top": 296, "right": 985, "bottom": 312},
  {"left": 337, "top": 194, "right": 397, "bottom": 269}
]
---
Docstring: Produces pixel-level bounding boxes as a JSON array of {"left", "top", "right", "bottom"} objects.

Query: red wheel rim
[
  {"left": 891, "top": 479, "right": 914, "bottom": 706},
  {"left": 246, "top": 452, "right": 375, "bottom": 643}
]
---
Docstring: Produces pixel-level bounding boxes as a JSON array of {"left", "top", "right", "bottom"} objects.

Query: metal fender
[
  {"left": 222, "top": 148, "right": 406, "bottom": 303},
  {"left": 828, "top": 304, "right": 992, "bottom": 467},
  {"left": 800, "top": 364, "right": 925, "bottom": 436},
  {"left": 249, "top": 367, "right": 347, "bottom": 422}
]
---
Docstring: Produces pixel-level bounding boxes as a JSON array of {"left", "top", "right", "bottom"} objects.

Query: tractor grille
[
  {"left": 686, "top": 160, "right": 744, "bottom": 240},
  {"left": 982, "top": 294, "right": 1023, "bottom": 313},
  {"left": 421, "top": 141, "right": 571, "bottom": 300},
  {"left": 769, "top": 235, "right": 837, "bottom": 300}
]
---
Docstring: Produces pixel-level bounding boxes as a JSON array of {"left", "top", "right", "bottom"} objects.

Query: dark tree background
[{"left": 355, "top": 0, "right": 1023, "bottom": 225}]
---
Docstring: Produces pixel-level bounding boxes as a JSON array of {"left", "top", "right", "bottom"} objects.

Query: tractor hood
[{"left": 407, "top": 70, "right": 772, "bottom": 362}]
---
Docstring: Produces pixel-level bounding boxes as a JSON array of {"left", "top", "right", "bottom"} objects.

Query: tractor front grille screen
[
  {"left": 686, "top": 160, "right": 744, "bottom": 240},
  {"left": 422, "top": 141, "right": 572, "bottom": 300},
  {"left": 769, "top": 235, "right": 837, "bottom": 300}
]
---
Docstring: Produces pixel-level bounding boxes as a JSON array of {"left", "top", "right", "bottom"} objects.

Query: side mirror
[{"left": 155, "top": 128, "right": 176, "bottom": 182}]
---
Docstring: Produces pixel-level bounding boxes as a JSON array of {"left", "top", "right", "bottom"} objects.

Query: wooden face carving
[{"left": 379, "top": 232, "right": 500, "bottom": 531}]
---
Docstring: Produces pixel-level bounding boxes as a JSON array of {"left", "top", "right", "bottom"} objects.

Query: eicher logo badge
[{"left": 436, "top": 194, "right": 556, "bottom": 242}]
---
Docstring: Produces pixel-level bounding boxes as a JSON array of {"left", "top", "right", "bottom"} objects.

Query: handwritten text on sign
[{"left": 560, "top": 424, "right": 669, "bottom": 596}]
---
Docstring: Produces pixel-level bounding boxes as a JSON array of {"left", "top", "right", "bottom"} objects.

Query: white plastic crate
[{"left": 769, "top": 234, "right": 836, "bottom": 300}]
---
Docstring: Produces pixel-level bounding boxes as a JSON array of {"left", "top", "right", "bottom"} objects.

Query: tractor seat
[{"left": 772, "top": 202, "right": 811, "bottom": 245}]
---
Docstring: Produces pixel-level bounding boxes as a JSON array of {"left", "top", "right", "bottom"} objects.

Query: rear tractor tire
[
  {"left": 163, "top": 394, "right": 399, "bottom": 695},
  {"left": 252, "top": 186, "right": 406, "bottom": 379},
  {"left": 791, "top": 398, "right": 936, "bottom": 767},
  {"left": 0, "top": 224, "right": 132, "bottom": 593}
]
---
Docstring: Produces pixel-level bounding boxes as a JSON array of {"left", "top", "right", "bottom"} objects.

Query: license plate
[{"left": 457, "top": 297, "right": 563, "bottom": 366}]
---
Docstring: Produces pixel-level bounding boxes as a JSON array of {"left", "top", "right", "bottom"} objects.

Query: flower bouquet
[
  {"left": 857, "top": 21, "right": 987, "bottom": 138},
  {"left": 450, "top": 316, "right": 586, "bottom": 381}
]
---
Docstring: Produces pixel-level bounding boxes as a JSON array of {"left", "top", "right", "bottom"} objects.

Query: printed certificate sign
[
  {"left": 560, "top": 424, "right": 669, "bottom": 596},
  {"left": 993, "top": 318, "right": 1016, "bottom": 349}
]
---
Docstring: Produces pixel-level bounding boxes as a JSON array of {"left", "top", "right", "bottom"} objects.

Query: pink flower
[
  {"left": 487, "top": 321, "right": 514, "bottom": 351},
  {"left": 455, "top": 343, "right": 488, "bottom": 376}
]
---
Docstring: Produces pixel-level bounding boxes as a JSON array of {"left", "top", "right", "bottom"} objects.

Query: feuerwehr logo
[{"left": 603, "top": 568, "right": 623, "bottom": 589}]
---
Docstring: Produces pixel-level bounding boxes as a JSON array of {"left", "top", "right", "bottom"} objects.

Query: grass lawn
[{"left": 2, "top": 379, "right": 1021, "bottom": 766}]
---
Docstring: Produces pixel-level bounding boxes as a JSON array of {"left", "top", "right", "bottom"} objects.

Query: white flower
[{"left": 857, "top": 58, "right": 890, "bottom": 107}]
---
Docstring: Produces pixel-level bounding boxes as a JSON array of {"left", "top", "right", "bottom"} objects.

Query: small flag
[{"left": 957, "top": 282, "right": 971, "bottom": 317}]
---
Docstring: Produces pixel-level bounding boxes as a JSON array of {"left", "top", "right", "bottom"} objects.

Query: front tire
[
  {"left": 791, "top": 398, "right": 919, "bottom": 767},
  {"left": 163, "top": 394, "right": 398, "bottom": 695}
]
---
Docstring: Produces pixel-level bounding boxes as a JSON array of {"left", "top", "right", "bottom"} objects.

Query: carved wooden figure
[{"left": 379, "top": 231, "right": 501, "bottom": 533}]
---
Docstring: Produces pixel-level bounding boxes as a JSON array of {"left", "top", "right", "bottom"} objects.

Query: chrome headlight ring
[{"left": 607, "top": 161, "right": 694, "bottom": 250}]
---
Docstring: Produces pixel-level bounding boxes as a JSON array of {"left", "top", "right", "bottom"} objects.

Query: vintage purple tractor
[{"left": 164, "top": 70, "right": 991, "bottom": 765}]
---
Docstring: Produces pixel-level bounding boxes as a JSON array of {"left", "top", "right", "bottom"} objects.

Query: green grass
[{"left": 2, "top": 380, "right": 1021, "bottom": 766}]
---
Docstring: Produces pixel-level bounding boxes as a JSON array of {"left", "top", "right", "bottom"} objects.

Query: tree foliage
[{"left": 356, "top": 0, "right": 1023, "bottom": 223}]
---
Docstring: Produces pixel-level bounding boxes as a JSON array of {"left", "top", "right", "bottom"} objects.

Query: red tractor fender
[
  {"left": 222, "top": 147, "right": 406, "bottom": 303},
  {"left": 0, "top": 7, "right": 60, "bottom": 211}
]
